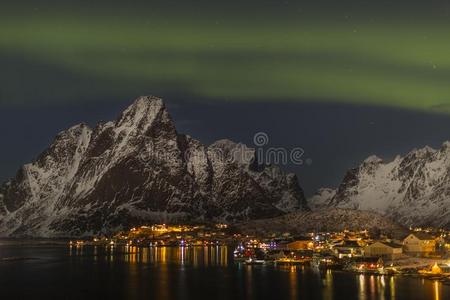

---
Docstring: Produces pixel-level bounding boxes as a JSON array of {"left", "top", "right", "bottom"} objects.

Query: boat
[
  {"left": 244, "top": 258, "right": 266, "bottom": 265},
  {"left": 275, "top": 257, "right": 309, "bottom": 265},
  {"left": 311, "top": 255, "right": 343, "bottom": 270}
]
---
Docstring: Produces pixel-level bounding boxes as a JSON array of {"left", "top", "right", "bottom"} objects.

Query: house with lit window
[
  {"left": 364, "top": 241, "right": 403, "bottom": 260},
  {"left": 402, "top": 232, "right": 436, "bottom": 255},
  {"left": 332, "top": 240, "right": 363, "bottom": 258},
  {"left": 436, "top": 236, "right": 450, "bottom": 253},
  {"left": 346, "top": 257, "right": 384, "bottom": 272},
  {"left": 286, "top": 237, "right": 314, "bottom": 250}
]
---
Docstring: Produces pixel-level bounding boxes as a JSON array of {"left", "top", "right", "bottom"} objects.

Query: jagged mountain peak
[
  {"left": 404, "top": 145, "right": 435, "bottom": 158},
  {"left": 64, "top": 122, "right": 91, "bottom": 134},
  {"left": 210, "top": 138, "right": 245, "bottom": 148},
  {"left": 209, "top": 139, "right": 255, "bottom": 165},
  {"left": 115, "top": 95, "right": 173, "bottom": 133},
  {"left": 50, "top": 123, "right": 92, "bottom": 148},
  {"left": 0, "top": 96, "right": 307, "bottom": 237},
  {"left": 362, "top": 155, "right": 383, "bottom": 165},
  {"left": 309, "top": 141, "right": 450, "bottom": 228},
  {"left": 440, "top": 141, "right": 450, "bottom": 152},
  {"left": 119, "top": 95, "right": 164, "bottom": 120}
]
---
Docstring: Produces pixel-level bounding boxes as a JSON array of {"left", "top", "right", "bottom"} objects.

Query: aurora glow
[
  {"left": 4, "top": 1, "right": 450, "bottom": 195},
  {"left": 2, "top": 1, "right": 450, "bottom": 112}
]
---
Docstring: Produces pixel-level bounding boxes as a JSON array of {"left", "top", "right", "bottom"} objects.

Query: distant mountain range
[
  {"left": 0, "top": 96, "right": 307, "bottom": 237},
  {"left": 309, "top": 143, "right": 450, "bottom": 228},
  {"left": 2, "top": 95, "right": 449, "bottom": 238}
]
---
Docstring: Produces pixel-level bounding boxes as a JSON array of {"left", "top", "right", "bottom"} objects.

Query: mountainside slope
[
  {"left": 309, "top": 144, "right": 450, "bottom": 228},
  {"left": 237, "top": 208, "right": 407, "bottom": 239},
  {"left": 0, "top": 96, "right": 307, "bottom": 237}
]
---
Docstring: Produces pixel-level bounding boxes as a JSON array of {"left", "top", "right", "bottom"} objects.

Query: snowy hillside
[
  {"left": 238, "top": 208, "right": 407, "bottom": 238},
  {"left": 309, "top": 144, "right": 450, "bottom": 228},
  {"left": 0, "top": 96, "right": 307, "bottom": 237}
]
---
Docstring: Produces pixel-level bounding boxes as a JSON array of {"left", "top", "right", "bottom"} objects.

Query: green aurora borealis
[
  {"left": 5, "top": 1, "right": 450, "bottom": 192},
  {"left": 2, "top": 1, "right": 450, "bottom": 112}
]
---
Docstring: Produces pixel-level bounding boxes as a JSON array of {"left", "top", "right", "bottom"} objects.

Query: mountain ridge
[
  {"left": 0, "top": 96, "right": 307, "bottom": 237},
  {"left": 309, "top": 142, "right": 450, "bottom": 228}
]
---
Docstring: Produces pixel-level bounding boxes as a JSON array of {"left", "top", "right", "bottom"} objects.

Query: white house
[
  {"left": 403, "top": 232, "right": 436, "bottom": 255},
  {"left": 364, "top": 241, "right": 403, "bottom": 259}
]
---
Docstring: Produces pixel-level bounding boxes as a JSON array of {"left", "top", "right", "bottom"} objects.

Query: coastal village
[{"left": 71, "top": 223, "right": 450, "bottom": 283}]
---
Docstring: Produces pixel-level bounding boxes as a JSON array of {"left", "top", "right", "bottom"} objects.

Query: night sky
[{"left": 2, "top": 0, "right": 450, "bottom": 196}]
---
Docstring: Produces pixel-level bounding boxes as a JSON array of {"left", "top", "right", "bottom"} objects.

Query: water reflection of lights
[
  {"left": 390, "top": 276, "right": 395, "bottom": 299},
  {"left": 109, "top": 245, "right": 114, "bottom": 262},
  {"left": 245, "top": 264, "right": 253, "bottom": 299},
  {"left": 370, "top": 275, "right": 375, "bottom": 297},
  {"left": 203, "top": 246, "right": 208, "bottom": 266},
  {"left": 358, "top": 274, "right": 365, "bottom": 299},
  {"left": 289, "top": 266, "right": 297, "bottom": 300},
  {"left": 378, "top": 276, "right": 386, "bottom": 300},
  {"left": 322, "top": 270, "right": 333, "bottom": 300},
  {"left": 216, "top": 246, "right": 219, "bottom": 266},
  {"left": 141, "top": 247, "right": 148, "bottom": 264},
  {"left": 180, "top": 246, "right": 185, "bottom": 265},
  {"left": 68, "top": 245, "right": 230, "bottom": 267},
  {"left": 63, "top": 246, "right": 450, "bottom": 300},
  {"left": 435, "top": 281, "right": 440, "bottom": 300},
  {"left": 135, "top": 246, "right": 230, "bottom": 266},
  {"left": 160, "top": 247, "right": 167, "bottom": 263}
]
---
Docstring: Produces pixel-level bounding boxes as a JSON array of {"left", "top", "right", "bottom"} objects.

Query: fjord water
[{"left": 0, "top": 241, "right": 448, "bottom": 300}]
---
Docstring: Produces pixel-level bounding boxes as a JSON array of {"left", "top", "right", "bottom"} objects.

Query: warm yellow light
[
  {"left": 434, "top": 281, "right": 440, "bottom": 300},
  {"left": 432, "top": 263, "right": 442, "bottom": 274}
]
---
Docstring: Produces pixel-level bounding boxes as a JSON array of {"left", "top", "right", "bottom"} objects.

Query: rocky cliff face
[
  {"left": 309, "top": 144, "right": 450, "bottom": 228},
  {"left": 0, "top": 96, "right": 307, "bottom": 237}
]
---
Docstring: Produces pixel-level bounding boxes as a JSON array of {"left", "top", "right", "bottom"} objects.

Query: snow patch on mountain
[
  {"left": 309, "top": 143, "right": 450, "bottom": 228},
  {"left": 0, "top": 96, "right": 308, "bottom": 237}
]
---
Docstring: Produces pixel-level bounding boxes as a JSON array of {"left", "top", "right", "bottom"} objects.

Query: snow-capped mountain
[
  {"left": 0, "top": 96, "right": 307, "bottom": 237},
  {"left": 309, "top": 143, "right": 450, "bottom": 228}
]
